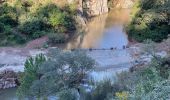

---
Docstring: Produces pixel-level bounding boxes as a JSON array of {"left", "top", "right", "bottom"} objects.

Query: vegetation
[
  {"left": 16, "top": 39, "right": 170, "bottom": 100},
  {"left": 17, "top": 54, "right": 46, "bottom": 99},
  {"left": 4, "top": 0, "right": 170, "bottom": 99},
  {"left": 127, "top": 0, "right": 170, "bottom": 42},
  {"left": 81, "top": 55, "right": 170, "bottom": 100},
  {"left": 17, "top": 49, "right": 95, "bottom": 99},
  {"left": 0, "top": 0, "right": 76, "bottom": 46}
]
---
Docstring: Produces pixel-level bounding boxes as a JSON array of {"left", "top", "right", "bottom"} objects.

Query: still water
[
  {"left": 0, "top": 9, "right": 131, "bottom": 100},
  {"left": 0, "top": 88, "right": 18, "bottom": 100},
  {"left": 64, "top": 9, "right": 130, "bottom": 49}
]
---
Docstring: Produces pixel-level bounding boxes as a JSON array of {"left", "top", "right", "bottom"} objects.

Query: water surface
[{"left": 64, "top": 9, "right": 131, "bottom": 49}]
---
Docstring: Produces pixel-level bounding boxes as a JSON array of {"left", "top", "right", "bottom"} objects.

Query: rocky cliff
[
  {"left": 67, "top": 0, "right": 134, "bottom": 16},
  {"left": 83, "top": 0, "right": 109, "bottom": 16},
  {"left": 109, "top": 0, "right": 134, "bottom": 9}
]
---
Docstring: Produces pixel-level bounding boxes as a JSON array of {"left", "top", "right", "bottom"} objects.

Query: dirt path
[{"left": 25, "top": 36, "right": 48, "bottom": 49}]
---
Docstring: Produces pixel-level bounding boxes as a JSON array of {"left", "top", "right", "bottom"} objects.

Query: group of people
[{"left": 110, "top": 45, "right": 129, "bottom": 50}]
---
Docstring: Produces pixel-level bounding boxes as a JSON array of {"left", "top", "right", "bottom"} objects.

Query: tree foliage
[
  {"left": 17, "top": 49, "right": 95, "bottom": 99},
  {"left": 0, "top": 0, "right": 76, "bottom": 46},
  {"left": 127, "top": 0, "right": 170, "bottom": 42},
  {"left": 17, "top": 54, "right": 46, "bottom": 98}
]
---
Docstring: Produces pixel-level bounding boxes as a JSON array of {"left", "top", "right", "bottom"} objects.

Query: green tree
[
  {"left": 127, "top": 0, "right": 170, "bottom": 42},
  {"left": 17, "top": 54, "right": 46, "bottom": 99},
  {"left": 17, "top": 49, "right": 95, "bottom": 99},
  {"left": 37, "top": 49, "right": 95, "bottom": 98}
]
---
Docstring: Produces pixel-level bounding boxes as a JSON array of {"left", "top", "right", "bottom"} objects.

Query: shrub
[
  {"left": 48, "top": 33, "right": 66, "bottom": 44},
  {"left": 48, "top": 9, "right": 76, "bottom": 33},
  {"left": 19, "top": 19, "right": 48, "bottom": 38},
  {"left": 62, "top": 3, "right": 78, "bottom": 15},
  {"left": 17, "top": 54, "right": 46, "bottom": 98},
  {"left": 49, "top": 11, "right": 66, "bottom": 28},
  {"left": 36, "top": 4, "right": 76, "bottom": 33},
  {"left": 144, "top": 80, "right": 170, "bottom": 100},
  {"left": 0, "top": 3, "right": 16, "bottom": 16},
  {"left": 0, "top": 26, "right": 26, "bottom": 46},
  {"left": 0, "top": 1, "right": 77, "bottom": 46},
  {"left": 0, "top": 15, "right": 18, "bottom": 27},
  {"left": 31, "top": 31, "right": 47, "bottom": 39},
  {"left": 0, "top": 22, "right": 5, "bottom": 32},
  {"left": 115, "top": 91, "right": 129, "bottom": 100},
  {"left": 58, "top": 89, "right": 78, "bottom": 100},
  {"left": 127, "top": 0, "right": 170, "bottom": 42},
  {"left": 90, "top": 80, "right": 113, "bottom": 100},
  {"left": 18, "top": 49, "right": 95, "bottom": 99}
]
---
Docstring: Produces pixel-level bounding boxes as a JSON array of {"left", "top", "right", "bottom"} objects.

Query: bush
[
  {"left": 36, "top": 4, "right": 76, "bottom": 33},
  {"left": 0, "top": 26, "right": 26, "bottom": 46},
  {"left": 115, "top": 91, "right": 129, "bottom": 100},
  {"left": 19, "top": 19, "right": 48, "bottom": 38},
  {"left": 127, "top": 23, "right": 170, "bottom": 42},
  {"left": 48, "top": 33, "right": 66, "bottom": 44},
  {"left": 0, "top": 3, "right": 16, "bottom": 16},
  {"left": 49, "top": 11, "right": 67, "bottom": 32},
  {"left": 90, "top": 80, "right": 114, "bottom": 100},
  {"left": 0, "top": 22, "right": 5, "bottom": 32},
  {"left": 58, "top": 89, "right": 78, "bottom": 100},
  {"left": 0, "top": 1, "right": 77, "bottom": 46},
  {"left": 17, "top": 54, "right": 47, "bottom": 98},
  {"left": 48, "top": 8, "right": 76, "bottom": 33},
  {"left": 127, "top": 0, "right": 170, "bottom": 42},
  {"left": 144, "top": 80, "right": 170, "bottom": 100},
  {"left": 0, "top": 15, "right": 18, "bottom": 27},
  {"left": 17, "top": 49, "right": 95, "bottom": 99}
]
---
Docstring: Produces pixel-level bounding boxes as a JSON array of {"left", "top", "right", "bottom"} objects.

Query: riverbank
[
  {"left": 1, "top": 41, "right": 167, "bottom": 85},
  {"left": 0, "top": 43, "right": 168, "bottom": 99}
]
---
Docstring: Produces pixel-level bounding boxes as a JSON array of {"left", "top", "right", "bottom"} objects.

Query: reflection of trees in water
[
  {"left": 64, "top": 9, "right": 130, "bottom": 49},
  {"left": 105, "top": 9, "right": 131, "bottom": 28},
  {"left": 81, "top": 14, "right": 108, "bottom": 48},
  {"left": 65, "top": 14, "right": 108, "bottom": 49}
]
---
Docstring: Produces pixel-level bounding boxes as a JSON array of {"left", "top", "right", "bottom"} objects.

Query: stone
[
  {"left": 83, "top": 0, "right": 109, "bottom": 16},
  {"left": 0, "top": 69, "right": 18, "bottom": 89},
  {"left": 109, "top": 0, "right": 134, "bottom": 9}
]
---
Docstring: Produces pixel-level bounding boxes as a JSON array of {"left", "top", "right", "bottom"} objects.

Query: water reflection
[
  {"left": 0, "top": 88, "right": 18, "bottom": 100},
  {"left": 65, "top": 9, "right": 131, "bottom": 49}
]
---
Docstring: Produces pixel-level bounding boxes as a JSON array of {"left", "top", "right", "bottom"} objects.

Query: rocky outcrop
[
  {"left": 66, "top": 0, "right": 134, "bottom": 16},
  {"left": 83, "top": 0, "right": 109, "bottom": 16},
  {"left": 0, "top": 70, "right": 19, "bottom": 89},
  {"left": 109, "top": 0, "right": 134, "bottom": 9},
  {"left": 66, "top": 0, "right": 108, "bottom": 16}
]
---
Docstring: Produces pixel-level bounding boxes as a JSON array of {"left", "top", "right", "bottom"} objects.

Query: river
[
  {"left": 61, "top": 9, "right": 130, "bottom": 49},
  {"left": 0, "top": 9, "right": 131, "bottom": 100}
]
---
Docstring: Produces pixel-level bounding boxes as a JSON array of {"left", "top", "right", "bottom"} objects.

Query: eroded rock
[
  {"left": 83, "top": 0, "right": 109, "bottom": 16},
  {"left": 0, "top": 70, "right": 19, "bottom": 89},
  {"left": 109, "top": 0, "right": 134, "bottom": 9}
]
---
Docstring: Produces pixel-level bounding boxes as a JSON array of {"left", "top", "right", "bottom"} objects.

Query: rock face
[
  {"left": 109, "top": 0, "right": 134, "bottom": 9},
  {"left": 66, "top": 0, "right": 108, "bottom": 16},
  {"left": 83, "top": 0, "right": 109, "bottom": 16},
  {"left": 66, "top": 0, "right": 134, "bottom": 16},
  {"left": 0, "top": 70, "right": 18, "bottom": 89}
]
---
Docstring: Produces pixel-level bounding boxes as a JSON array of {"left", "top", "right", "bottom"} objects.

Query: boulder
[{"left": 0, "top": 69, "right": 18, "bottom": 89}]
